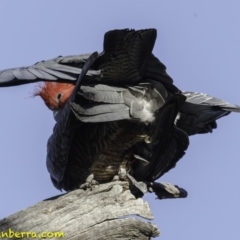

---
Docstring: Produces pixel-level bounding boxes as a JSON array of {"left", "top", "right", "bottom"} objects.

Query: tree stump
[{"left": 0, "top": 181, "right": 160, "bottom": 239}]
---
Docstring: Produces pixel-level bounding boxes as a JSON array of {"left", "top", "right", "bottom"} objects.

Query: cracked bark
[{"left": 0, "top": 181, "right": 160, "bottom": 239}]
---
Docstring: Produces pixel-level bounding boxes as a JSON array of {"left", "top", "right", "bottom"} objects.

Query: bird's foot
[
  {"left": 127, "top": 173, "right": 148, "bottom": 195},
  {"left": 112, "top": 164, "right": 148, "bottom": 196},
  {"left": 79, "top": 174, "right": 99, "bottom": 190},
  {"left": 118, "top": 167, "right": 127, "bottom": 180},
  {"left": 112, "top": 175, "right": 120, "bottom": 181},
  {"left": 112, "top": 167, "right": 128, "bottom": 181}
]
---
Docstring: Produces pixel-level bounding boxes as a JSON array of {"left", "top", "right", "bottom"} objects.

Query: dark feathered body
[
  {"left": 0, "top": 28, "right": 239, "bottom": 197},
  {"left": 48, "top": 76, "right": 188, "bottom": 192},
  {"left": 51, "top": 119, "right": 152, "bottom": 191}
]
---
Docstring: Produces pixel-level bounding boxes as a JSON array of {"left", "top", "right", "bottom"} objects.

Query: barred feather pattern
[{"left": 53, "top": 119, "right": 150, "bottom": 191}]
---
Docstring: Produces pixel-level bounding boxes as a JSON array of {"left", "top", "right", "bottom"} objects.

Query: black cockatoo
[{"left": 0, "top": 29, "right": 239, "bottom": 199}]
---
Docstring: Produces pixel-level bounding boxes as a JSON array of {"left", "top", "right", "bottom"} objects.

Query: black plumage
[
  {"left": 47, "top": 30, "right": 189, "bottom": 199},
  {"left": 0, "top": 28, "right": 239, "bottom": 199}
]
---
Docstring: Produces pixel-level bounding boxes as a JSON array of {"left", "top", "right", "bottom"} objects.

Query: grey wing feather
[
  {"left": 12, "top": 68, "right": 37, "bottom": 80},
  {"left": 0, "top": 53, "right": 101, "bottom": 86},
  {"left": 28, "top": 67, "right": 58, "bottom": 80},
  {"left": 0, "top": 69, "right": 16, "bottom": 82},
  {"left": 48, "top": 62, "right": 101, "bottom": 78},
  {"left": 59, "top": 53, "right": 92, "bottom": 64},
  {"left": 183, "top": 91, "right": 240, "bottom": 112},
  {"left": 70, "top": 81, "right": 167, "bottom": 123},
  {"left": 47, "top": 64, "right": 82, "bottom": 75},
  {"left": 71, "top": 102, "right": 129, "bottom": 115},
  {"left": 33, "top": 65, "right": 75, "bottom": 79},
  {"left": 176, "top": 91, "right": 240, "bottom": 135},
  {"left": 78, "top": 91, "right": 124, "bottom": 103},
  {"left": 81, "top": 84, "right": 127, "bottom": 92},
  {"left": 72, "top": 110, "right": 131, "bottom": 122}
]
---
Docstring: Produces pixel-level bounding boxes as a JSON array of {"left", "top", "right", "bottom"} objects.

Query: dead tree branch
[{"left": 0, "top": 181, "right": 160, "bottom": 239}]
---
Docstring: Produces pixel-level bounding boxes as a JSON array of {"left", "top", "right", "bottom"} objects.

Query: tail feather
[
  {"left": 150, "top": 182, "right": 188, "bottom": 200},
  {"left": 100, "top": 29, "right": 157, "bottom": 84}
]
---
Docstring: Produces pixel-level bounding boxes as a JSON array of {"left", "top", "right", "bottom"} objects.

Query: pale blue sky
[{"left": 0, "top": 1, "right": 240, "bottom": 239}]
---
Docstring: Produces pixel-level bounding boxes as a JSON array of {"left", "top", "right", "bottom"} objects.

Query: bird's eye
[{"left": 57, "top": 93, "right": 62, "bottom": 100}]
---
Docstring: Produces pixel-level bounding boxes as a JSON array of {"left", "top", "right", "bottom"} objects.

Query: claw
[
  {"left": 112, "top": 175, "right": 120, "bottom": 181},
  {"left": 127, "top": 173, "right": 148, "bottom": 194},
  {"left": 79, "top": 174, "right": 99, "bottom": 190},
  {"left": 118, "top": 167, "right": 127, "bottom": 180}
]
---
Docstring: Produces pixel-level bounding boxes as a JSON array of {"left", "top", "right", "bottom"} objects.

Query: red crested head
[{"left": 33, "top": 82, "right": 75, "bottom": 110}]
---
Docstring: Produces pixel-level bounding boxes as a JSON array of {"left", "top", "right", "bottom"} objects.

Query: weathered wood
[{"left": 0, "top": 181, "right": 160, "bottom": 239}]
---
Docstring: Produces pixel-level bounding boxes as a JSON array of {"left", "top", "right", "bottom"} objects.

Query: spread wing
[
  {"left": 47, "top": 52, "right": 99, "bottom": 183},
  {"left": 1, "top": 28, "right": 239, "bottom": 197},
  {"left": 0, "top": 29, "right": 157, "bottom": 87},
  {"left": 0, "top": 53, "right": 101, "bottom": 87},
  {"left": 177, "top": 92, "right": 240, "bottom": 135}
]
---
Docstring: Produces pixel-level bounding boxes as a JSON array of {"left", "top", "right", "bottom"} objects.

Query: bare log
[{"left": 0, "top": 181, "right": 160, "bottom": 239}]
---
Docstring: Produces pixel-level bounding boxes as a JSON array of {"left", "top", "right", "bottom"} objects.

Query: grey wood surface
[{"left": 0, "top": 181, "right": 160, "bottom": 239}]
